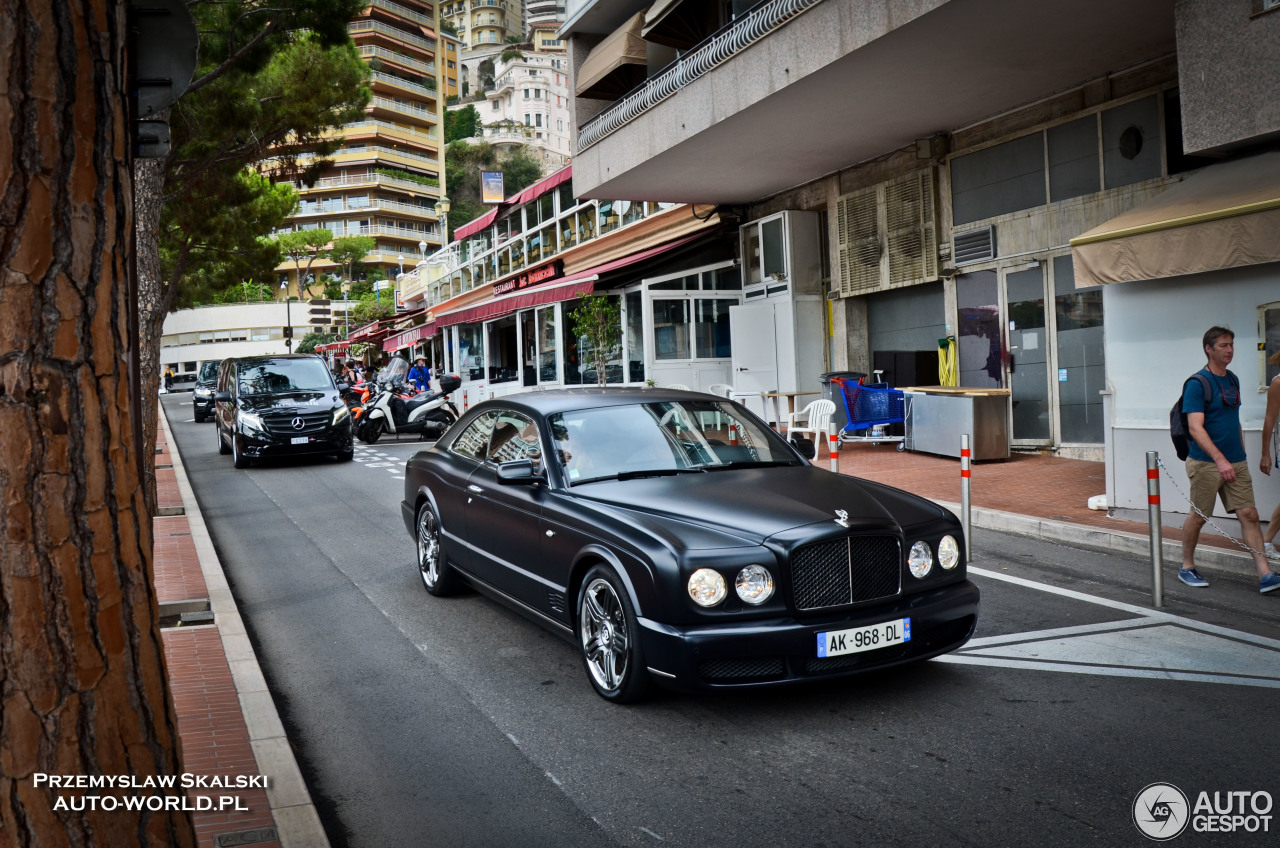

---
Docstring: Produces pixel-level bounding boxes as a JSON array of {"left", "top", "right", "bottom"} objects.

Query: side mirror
[
  {"left": 214, "top": 391, "right": 231, "bottom": 402},
  {"left": 496, "top": 459, "right": 539, "bottom": 485},
  {"left": 336, "top": 382, "right": 350, "bottom": 392}
]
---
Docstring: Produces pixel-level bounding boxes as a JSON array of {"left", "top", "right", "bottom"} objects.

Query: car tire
[
  {"left": 337, "top": 447, "right": 354, "bottom": 462},
  {"left": 216, "top": 421, "right": 230, "bottom": 455},
  {"left": 416, "top": 503, "right": 457, "bottom": 596},
  {"left": 231, "top": 432, "right": 250, "bottom": 469},
  {"left": 577, "top": 565, "right": 652, "bottom": 704}
]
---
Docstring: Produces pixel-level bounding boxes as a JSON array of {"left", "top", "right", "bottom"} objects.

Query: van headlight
[
  {"left": 238, "top": 412, "right": 267, "bottom": 434},
  {"left": 332, "top": 405, "right": 350, "bottom": 426}
]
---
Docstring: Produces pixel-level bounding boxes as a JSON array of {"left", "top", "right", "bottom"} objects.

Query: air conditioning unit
[{"left": 835, "top": 169, "right": 939, "bottom": 297}]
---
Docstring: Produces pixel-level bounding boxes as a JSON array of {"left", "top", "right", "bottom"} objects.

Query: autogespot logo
[{"left": 1134, "top": 783, "right": 1190, "bottom": 841}]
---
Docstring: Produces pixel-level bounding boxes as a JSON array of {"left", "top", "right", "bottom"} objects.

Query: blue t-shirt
[{"left": 1182, "top": 368, "right": 1244, "bottom": 463}]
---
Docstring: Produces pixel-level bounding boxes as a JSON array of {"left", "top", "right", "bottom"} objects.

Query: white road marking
[{"left": 936, "top": 566, "right": 1280, "bottom": 687}]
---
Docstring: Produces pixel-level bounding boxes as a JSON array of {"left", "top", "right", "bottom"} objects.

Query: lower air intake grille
[
  {"left": 790, "top": 536, "right": 901, "bottom": 611},
  {"left": 699, "top": 657, "right": 785, "bottom": 681}
]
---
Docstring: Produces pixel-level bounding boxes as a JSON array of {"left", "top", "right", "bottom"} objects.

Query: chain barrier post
[
  {"left": 1147, "top": 451, "right": 1164, "bottom": 608},
  {"left": 829, "top": 432, "right": 839, "bottom": 473},
  {"left": 960, "top": 434, "right": 972, "bottom": 562}
]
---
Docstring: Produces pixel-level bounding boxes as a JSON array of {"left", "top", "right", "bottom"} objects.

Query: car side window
[
  {"left": 451, "top": 411, "right": 499, "bottom": 462},
  {"left": 486, "top": 411, "right": 542, "bottom": 472}
]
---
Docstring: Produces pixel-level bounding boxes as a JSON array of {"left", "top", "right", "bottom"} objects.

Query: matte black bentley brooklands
[{"left": 401, "top": 388, "right": 979, "bottom": 702}]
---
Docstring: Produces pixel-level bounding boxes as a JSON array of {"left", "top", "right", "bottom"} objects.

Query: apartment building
[
  {"left": 472, "top": 48, "right": 572, "bottom": 174},
  {"left": 561, "top": 0, "right": 1280, "bottom": 524},
  {"left": 441, "top": 0, "right": 524, "bottom": 47},
  {"left": 270, "top": 0, "right": 446, "bottom": 297}
]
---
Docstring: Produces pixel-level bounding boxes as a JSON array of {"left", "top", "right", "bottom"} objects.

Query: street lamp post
[
  {"left": 280, "top": 280, "right": 292, "bottom": 352},
  {"left": 341, "top": 281, "right": 351, "bottom": 338},
  {"left": 435, "top": 197, "right": 450, "bottom": 251}
]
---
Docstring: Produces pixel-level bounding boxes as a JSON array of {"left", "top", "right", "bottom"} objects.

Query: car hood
[
  {"left": 237, "top": 392, "right": 342, "bottom": 412},
  {"left": 571, "top": 466, "right": 946, "bottom": 549}
]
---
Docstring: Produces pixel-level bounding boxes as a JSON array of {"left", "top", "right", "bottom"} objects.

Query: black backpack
[{"left": 1170, "top": 371, "right": 1237, "bottom": 461}]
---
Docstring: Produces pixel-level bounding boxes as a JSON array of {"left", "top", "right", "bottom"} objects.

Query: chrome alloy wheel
[
  {"left": 579, "top": 577, "right": 630, "bottom": 693},
  {"left": 416, "top": 506, "right": 441, "bottom": 591}
]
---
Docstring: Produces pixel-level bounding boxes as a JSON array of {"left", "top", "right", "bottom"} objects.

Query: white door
[{"left": 730, "top": 303, "right": 778, "bottom": 421}]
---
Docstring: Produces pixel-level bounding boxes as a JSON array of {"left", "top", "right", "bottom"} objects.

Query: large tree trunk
[
  {"left": 135, "top": 153, "right": 167, "bottom": 516},
  {"left": 0, "top": 3, "right": 195, "bottom": 845}
]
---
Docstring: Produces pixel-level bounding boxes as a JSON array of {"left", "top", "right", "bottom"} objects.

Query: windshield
[
  {"left": 378, "top": 356, "right": 410, "bottom": 385},
  {"left": 549, "top": 401, "right": 800, "bottom": 485},
  {"left": 198, "top": 361, "right": 220, "bottom": 381},
  {"left": 237, "top": 359, "right": 334, "bottom": 395}
]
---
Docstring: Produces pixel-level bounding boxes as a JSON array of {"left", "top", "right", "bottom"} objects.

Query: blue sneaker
[
  {"left": 1260, "top": 572, "right": 1280, "bottom": 594},
  {"left": 1178, "top": 568, "right": 1209, "bottom": 587}
]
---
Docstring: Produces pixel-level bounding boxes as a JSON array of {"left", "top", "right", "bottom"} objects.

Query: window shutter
[
  {"left": 836, "top": 169, "right": 938, "bottom": 296},
  {"left": 836, "top": 185, "right": 881, "bottom": 296}
]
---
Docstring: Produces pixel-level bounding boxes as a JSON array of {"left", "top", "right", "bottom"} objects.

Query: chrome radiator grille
[
  {"left": 262, "top": 410, "right": 330, "bottom": 435},
  {"left": 790, "top": 536, "right": 901, "bottom": 611}
]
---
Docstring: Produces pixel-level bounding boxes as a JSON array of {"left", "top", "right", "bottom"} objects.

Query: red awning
[
  {"left": 433, "top": 233, "right": 705, "bottom": 328},
  {"left": 452, "top": 165, "right": 573, "bottom": 241},
  {"left": 509, "top": 165, "right": 573, "bottom": 209},
  {"left": 316, "top": 340, "right": 351, "bottom": 353},
  {"left": 348, "top": 320, "right": 386, "bottom": 341},
  {"left": 454, "top": 206, "right": 500, "bottom": 241},
  {"left": 383, "top": 322, "right": 437, "bottom": 353}
]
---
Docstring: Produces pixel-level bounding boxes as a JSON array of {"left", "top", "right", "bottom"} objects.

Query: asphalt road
[{"left": 164, "top": 394, "right": 1279, "bottom": 848}]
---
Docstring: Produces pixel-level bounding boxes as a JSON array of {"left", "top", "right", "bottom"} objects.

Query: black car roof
[{"left": 475, "top": 387, "right": 719, "bottom": 417}]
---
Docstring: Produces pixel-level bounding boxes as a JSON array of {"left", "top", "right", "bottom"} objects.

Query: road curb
[
  {"left": 932, "top": 498, "right": 1259, "bottom": 575},
  {"left": 160, "top": 405, "right": 332, "bottom": 848}
]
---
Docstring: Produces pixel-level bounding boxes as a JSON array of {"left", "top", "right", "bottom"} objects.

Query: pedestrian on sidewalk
[
  {"left": 1257, "top": 349, "right": 1280, "bottom": 561},
  {"left": 1179, "top": 326, "right": 1280, "bottom": 593}
]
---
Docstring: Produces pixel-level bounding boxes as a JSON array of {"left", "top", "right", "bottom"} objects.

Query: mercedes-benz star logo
[
  {"left": 834, "top": 509, "right": 850, "bottom": 528},
  {"left": 291, "top": 417, "right": 305, "bottom": 430},
  {"left": 1133, "top": 782, "right": 1190, "bottom": 841}
]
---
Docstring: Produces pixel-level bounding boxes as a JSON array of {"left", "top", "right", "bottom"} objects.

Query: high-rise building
[
  {"left": 524, "top": 0, "right": 566, "bottom": 31},
  {"left": 270, "top": 0, "right": 446, "bottom": 297}
]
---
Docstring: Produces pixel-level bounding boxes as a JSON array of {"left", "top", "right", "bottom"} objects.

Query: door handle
[{"left": 468, "top": 484, "right": 483, "bottom": 494}]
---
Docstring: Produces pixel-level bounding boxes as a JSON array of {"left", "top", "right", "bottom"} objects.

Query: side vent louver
[
  {"left": 836, "top": 169, "right": 939, "bottom": 297},
  {"left": 953, "top": 226, "right": 996, "bottom": 265}
]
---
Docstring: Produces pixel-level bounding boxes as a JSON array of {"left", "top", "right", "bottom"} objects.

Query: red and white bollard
[
  {"left": 828, "top": 432, "right": 839, "bottom": 472},
  {"left": 960, "top": 434, "right": 972, "bottom": 563},
  {"left": 1147, "top": 451, "right": 1164, "bottom": 608},
  {"left": 462, "top": 389, "right": 469, "bottom": 411},
  {"left": 729, "top": 424, "right": 738, "bottom": 446}
]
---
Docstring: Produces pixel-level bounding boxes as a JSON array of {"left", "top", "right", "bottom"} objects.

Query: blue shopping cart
[{"left": 831, "top": 376, "right": 908, "bottom": 451}]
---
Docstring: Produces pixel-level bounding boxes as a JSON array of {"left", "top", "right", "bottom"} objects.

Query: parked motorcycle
[{"left": 357, "top": 357, "right": 461, "bottom": 444}]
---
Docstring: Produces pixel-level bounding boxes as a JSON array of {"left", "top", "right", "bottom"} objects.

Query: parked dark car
[
  {"left": 192, "top": 359, "right": 222, "bottom": 422},
  {"left": 214, "top": 354, "right": 354, "bottom": 468},
  {"left": 401, "top": 388, "right": 978, "bottom": 703}
]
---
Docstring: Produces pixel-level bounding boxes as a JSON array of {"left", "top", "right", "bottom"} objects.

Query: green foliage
[
  {"left": 351, "top": 291, "right": 397, "bottom": 325},
  {"left": 440, "top": 20, "right": 458, "bottom": 35},
  {"left": 570, "top": 294, "right": 622, "bottom": 387},
  {"left": 329, "top": 235, "right": 376, "bottom": 282},
  {"left": 161, "top": 5, "right": 371, "bottom": 308},
  {"left": 375, "top": 166, "right": 440, "bottom": 187},
  {"left": 501, "top": 148, "right": 543, "bottom": 196},
  {"left": 500, "top": 49, "right": 525, "bottom": 63},
  {"left": 295, "top": 331, "right": 335, "bottom": 355},
  {"left": 444, "top": 141, "right": 546, "bottom": 236},
  {"left": 446, "top": 105, "right": 480, "bottom": 143},
  {"left": 169, "top": 171, "right": 297, "bottom": 308}
]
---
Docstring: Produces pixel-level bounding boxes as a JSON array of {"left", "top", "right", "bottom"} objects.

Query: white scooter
[{"left": 357, "top": 357, "right": 461, "bottom": 444}]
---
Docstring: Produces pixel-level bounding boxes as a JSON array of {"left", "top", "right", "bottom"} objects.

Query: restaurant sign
[{"left": 493, "top": 260, "right": 563, "bottom": 295}]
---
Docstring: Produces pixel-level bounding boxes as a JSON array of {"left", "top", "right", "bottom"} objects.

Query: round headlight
[
  {"left": 688, "top": 568, "right": 727, "bottom": 607},
  {"left": 734, "top": 564, "right": 775, "bottom": 605},
  {"left": 938, "top": 535, "right": 960, "bottom": 570},
  {"left": 907, "top": 540, "right": 933, "bottom": 579}
]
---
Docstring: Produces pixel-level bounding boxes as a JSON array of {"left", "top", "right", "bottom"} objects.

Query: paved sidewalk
[
  {"left": 826, "top": 440, "right": 1270, "bottom": 574},
  {"left": 155, "top": 410, "right": 328, "bottom": 848}
]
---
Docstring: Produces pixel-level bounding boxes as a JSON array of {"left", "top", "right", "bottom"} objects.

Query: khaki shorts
[{"left": 1186, "top": 459, "right": 1256, "bottom": 515}]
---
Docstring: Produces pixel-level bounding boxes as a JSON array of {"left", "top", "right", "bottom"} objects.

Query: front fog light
[
  {"left": 938, "top": 535, "right": 960, "bottom": 569},
  {"left": 908, "top": 541, "right": 933, "bottom": 579},
  {"left": 734, "top": 565, "right": 775, "bottom": 604},
  {"left": 688, "top": 568, "right": 727, "bottom": 607}
]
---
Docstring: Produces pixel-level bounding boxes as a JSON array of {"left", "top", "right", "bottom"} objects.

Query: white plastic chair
[
  {"left": 666, "top": 383, "right": 691, "bottom": 391},
  {"left": 707, "top": 383, "right": 733, "bottom": 398},
  {"left": 786, "top": 399, "right": 836, "bottom": 450}
]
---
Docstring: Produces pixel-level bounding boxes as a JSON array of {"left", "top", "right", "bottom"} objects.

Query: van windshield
[{"left": 237, "top": 359, "right": 334, "bottom": 395}]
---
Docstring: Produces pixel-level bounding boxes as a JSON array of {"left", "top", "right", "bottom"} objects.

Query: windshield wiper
[
  {"left": 615, "top": 467, "right": 707, "bottom": 481},
  {"left": 703, "top": 460, "right": 795, "bottom": 471}
]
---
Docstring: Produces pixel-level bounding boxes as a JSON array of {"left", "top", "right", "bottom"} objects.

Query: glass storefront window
[
  {"left": 1052, "top": 254, "right": 1105, "bottom": 443},
  {"left": 712, "top": 266, "right": 742, "bottom": 290},
  {"left": 576, "top": 208, "right": 597, "bottom": 243},
  {"left": 538, "top": 306, "right": 557, "bottom": 383},
  {"left": 652, "top": 300, "right": 690, "bottom": 360},
  {"left": 486, "top": 314, "right": 518, "bottom": 383},
  {"left": 694, "top": 299, "right": 732, "bottom": 358},
  {"left": 458, "top": 325, "right": 484, "bottom": 381},
  {"left": 599, "top": 201, "right": 620, "bottom": 235},
  {"left": 626, "top": 291, "right": 644, "bottom": 382},
  {"left": 743, "top": 223, "right": 762, "bottom": 286},
  {"left": 510, "top": 239, "right": 525, "bottom": 272},
  {"left": 563, "top": 294, "right": 622, "bottom": 385},
  {"left": 762, "top": 217, "right": 785, "bottom": 279},
  {"left": 956, "top": 270, "right": 1003, "bottom": 388}
]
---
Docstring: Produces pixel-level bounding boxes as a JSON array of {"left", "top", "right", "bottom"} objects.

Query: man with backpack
[{"left": 1179, "top": 326, "right": 1280, "bottom": 593}]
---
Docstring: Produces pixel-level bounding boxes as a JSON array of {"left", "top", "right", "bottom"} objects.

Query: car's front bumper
[
  {"left": 237, "top": 425, "right": 352, "bottom": 458},
  {"left": 193, "top": 393, "right": 214, "bottom": 416},
  {"left": 637, "top": 580, "right": 980, "bottom": 692}
]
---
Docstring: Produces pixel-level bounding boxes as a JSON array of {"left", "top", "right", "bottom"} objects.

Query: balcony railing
[
  {"left": 577, "top": 0, "right": 824, "bottom": 151},
  {"left": 348, "top": 20, "right": 436, "bottom": 53},
  {"left": 369, "top": 0, "right": 434, "bottom": 28},
  {"left": 359, "top": 45, "right": 435, "bottom": 75},
  {"left": 369, "top": 95, "right": 436, "bottom": 122},
  {"left": 295, "top": 196, "right": 441, "bottom": 218},
  {"left": 307, "top": 172, "right": 442, "bottom": 193},
  {"left": 344, "top": 117, "right": 439, "bottom": 141},
  {"left": 371, "top": 70, "right": 436, "bottom": 99}
]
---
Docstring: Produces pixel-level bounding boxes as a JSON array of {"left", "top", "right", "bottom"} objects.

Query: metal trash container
[{"left": 819, "top": 371, "right": 866, "bottom": 433}]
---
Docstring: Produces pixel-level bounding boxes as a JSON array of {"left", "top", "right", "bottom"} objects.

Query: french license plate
[
  {"left": 290, "top": 436, "right": 308, "bottom": 445},
  {"left": 816, "top": 617, "right": 910, "bottom": 658}
]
